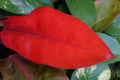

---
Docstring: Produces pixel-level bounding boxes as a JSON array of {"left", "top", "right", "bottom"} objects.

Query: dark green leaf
[
  {"left": 0, "top": 0, "right": 53, "bottom": 14},
  {"left": 0, "top": 8, "right": 18, "bottom": 19},
  {"left": 65, "top": 0, "right": 96, "bottom": 27},
  {"left": 117, "top": 62, "right": 120, "bottom": 78},
  {"left": 71, "top": 64, "right": 111, "bottom": 80},
  {"left": 57, "top": 3, "right": 70, "bottom": 14},
  {"left": 0, "top": 55, "right": 69, "bottom": 80}
]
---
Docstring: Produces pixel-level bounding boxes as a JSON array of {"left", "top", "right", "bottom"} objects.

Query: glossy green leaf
[
  {"left": 98, "top": 33, "right": 120, "bottom": 64},
  {"left": 65, "top": 0, "right": 96, "bottom": 26},
  {"left": 71, "top": 64, "right": 111, "bottom": 80},
  {"left": 0, "top": 55, "right": 69, "bottom": 80},
  {"left": 0, "top": 0, "right": 53, "bottom": 14}
]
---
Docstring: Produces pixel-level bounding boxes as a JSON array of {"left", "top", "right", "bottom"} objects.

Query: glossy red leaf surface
[{"left": 0, "top": 6, "right": 115, "bottom": 69}]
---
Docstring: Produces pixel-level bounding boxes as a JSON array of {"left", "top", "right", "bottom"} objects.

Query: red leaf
[
  {"left": 0, "top": 32, "right": 1, "bottom": 39},
  {"left": 0, "top": 6, "right": 115, "bottom": 69}
]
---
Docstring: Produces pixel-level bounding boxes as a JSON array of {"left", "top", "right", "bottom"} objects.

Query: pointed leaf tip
[{"left": 0, "top": 6, "right": 115, "bottom": 69}]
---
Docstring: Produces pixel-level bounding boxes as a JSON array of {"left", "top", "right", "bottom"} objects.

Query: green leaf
[
  {"left": 0, "top": 0, "right": 53, "bottom": 14},
  {"left": 98, "top": 33, "right": 120, "bottom": 56},
  {"left": 104, "top": 15, "right": 120, "bottom": 43},
  {"left": 71, "top": 64, "right": 111, "bottom": 80},
  {"left": 98, "top": 33, "right": 120, "bottom": 64},
  {"left": 117, "top": 62, "right": 120, "bottom": 78},
  {"left": 104, "top": 21, "right": 120, "bottom": 35},
  {"left": 113, "top": 14, "right": 120, "bottom": 23},
  {"left": 0, "top": 8, "right": 18, "bottom": 19},
  {"left": 57, "top": 3, "right": 70, "bottom": 14},
  {"left": 92, "top": 0, "right": 120, "bottom": 32},
  {"left": 65, "top": 0, "right": 96, "bottom": 27},
  {"left": 0, "top": 55, "right": 69, "bottom": 80}
]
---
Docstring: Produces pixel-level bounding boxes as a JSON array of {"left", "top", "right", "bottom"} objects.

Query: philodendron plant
[{"left": 0, "top": 0, "right": 120, "bottom": 80}]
